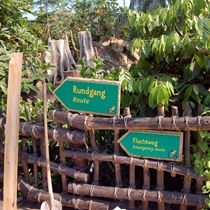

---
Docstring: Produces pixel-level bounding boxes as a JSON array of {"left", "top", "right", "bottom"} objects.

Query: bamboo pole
[
  {"left": 0, "top": 118, "right": 86, "bottom": 145},
  {"left": 3, "top": 53, "right": 23, "bottom": 210},
  {"left": 68, "top": 183, "right": 208, "bottom": 207},
  {"left": 49, "top": 110, "right": 210, "bottom": 131},
  {"left": 63, "top": 151, "right": 209, "bottom": 181}
]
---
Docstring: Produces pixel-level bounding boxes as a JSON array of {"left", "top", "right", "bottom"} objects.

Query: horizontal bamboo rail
[
  {"left": 15, "top": 179, "right": 128, "bottom": 210},
  {"left": 0, "top": 117, "right": 86, "bottom": 145},
  {"left": 63, "top": 150, "right": 209, "bottom": 181},
  {"left": 68, "top": 183, "right": 208, "bottom": 207},
  {"left": 0, "top": 145, "right": 89, "bottom": 182},
  {"left": 49, "top": 110, "right": 210, "bottom": 131}
]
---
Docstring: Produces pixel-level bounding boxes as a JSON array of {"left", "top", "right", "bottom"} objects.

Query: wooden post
[{"left": 3, "top": 53, "right": 23, "bottom": 210}]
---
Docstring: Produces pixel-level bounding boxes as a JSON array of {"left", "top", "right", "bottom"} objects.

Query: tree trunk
[
  {"left": 46, "top": 36, "right": 77, "bottom": 84},
  {"left": 78, "top": 31, "right": 95, "bottom": 66}
]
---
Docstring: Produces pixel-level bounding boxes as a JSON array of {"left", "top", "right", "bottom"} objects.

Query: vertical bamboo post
[
  {"left": 89, "top": 129, "right": 100, "bottom": 184},
  {"left": 3, "top": 53, "right": 23, "bottom": 210},
  {"left": 125, "top": 108, "right": 135, "bottom": 209},
  {"left": 25, "top": 106, "right": 38, "bottom": 186},
  {"left": 196, "top": 104, "right": 204, "bottom": 210},
  {"left": 36, "top": 109, "right": 47, "bottom": 188},
  {"left": 21, "top": 139, "right": 29, "bottom": 183},
  {"left": 114, "top": 129, "right": 122, "bottom": 186},
  {"left": 54, "top": 101, "right": 68, "bottom": 192},
  {"left": 156, "top": 106, "right": 165, "bottom": 210},
  {"left": 142, "top": 164, "right": 150, "bottom": 210},
  {"left": 181, "top": 105, "right": 192, "bottom": 210}
]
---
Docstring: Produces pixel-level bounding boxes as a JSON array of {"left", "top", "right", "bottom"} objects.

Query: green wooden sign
[
  {"left": 118, "top": 131, "right": 183, "bottom": 161},
  {"left": 54, "top": 77, "right": 121, "bottom": 116}
]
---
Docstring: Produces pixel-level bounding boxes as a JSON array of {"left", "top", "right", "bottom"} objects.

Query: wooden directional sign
[
  {"left": 118, "top": 131, "right": 183, "bottom": 161},
  {"left": 54, "top": 77, "right": 121, "bottom": 116}
]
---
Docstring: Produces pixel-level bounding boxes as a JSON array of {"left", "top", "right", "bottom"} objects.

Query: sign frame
[
  {"left": 53, "top": 77, "right": 121, "bottom": 117},
  {"left": 118, "top": 130, "right": 183, "bottom": 162}
]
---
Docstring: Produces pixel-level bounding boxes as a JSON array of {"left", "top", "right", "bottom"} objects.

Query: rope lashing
[
  {"left": 84, "top": 116, "right": 89, "bottom": 130},
  {"left": 158, "top": 116, "right": 164, "bottom": 129},
  {"left": 89, "top": 185, "right": 95, "bottom": 197},
  {"left": 197, "top": 116, "right": 201, "bottom": 128},
  {"left": 32, "top": 125, "right": 38, "bottom": 139},
  {"left": 172, "top": 116, "right": 178, "bottom": 130},
  {"left": 185, "top": 116, "right": 190, "bottom": 128},
  {"left": 158, "top": 191, "right": 162, "bottom": 202},
  {"left": 142, "top": 190, "right": 146, "bottom": 201},
  {"left": 88, "top": 200, "right": 93, "bottom": 210},
  {"left": 112, "top": 117, "right": 116, "bottom": 127},
  {"left": 127, "top": 188, "right": 132, "bottom": 201},
  {"left": 21, "top": 122, "right": 27, "bottom": 136},
  {"left": 123, "top": 116, "right": 130, "bottom": 129},
  {"left": 114, "top": 187, "right": 119, "bottom": 200}
]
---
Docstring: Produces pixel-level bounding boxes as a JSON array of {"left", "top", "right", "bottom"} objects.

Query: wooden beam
[{"left": 3, "top": 53, "right": 23, "bottom": 210}]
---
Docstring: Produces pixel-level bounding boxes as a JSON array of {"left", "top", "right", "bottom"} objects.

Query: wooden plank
[{"left": 3, "top": 53, "right": 23, "bottom": 210}]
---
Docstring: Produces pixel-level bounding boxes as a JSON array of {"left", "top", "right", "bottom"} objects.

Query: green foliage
[
  {"left": 0, "top": 0, "right": 49, "bottom": 111},
  {"left": 34, "top": 0, "right": 128, "bottom": 42},
  {"left": 193, "top": 129, "right": 210, "bottom": 207},
  {"left": 129, "top": 0, "right": 209, "bottom": 110}
]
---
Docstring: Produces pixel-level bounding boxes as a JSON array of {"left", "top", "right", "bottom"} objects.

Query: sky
[{"left": 117, "top": 0, "right": 130, "bottom": 7}]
